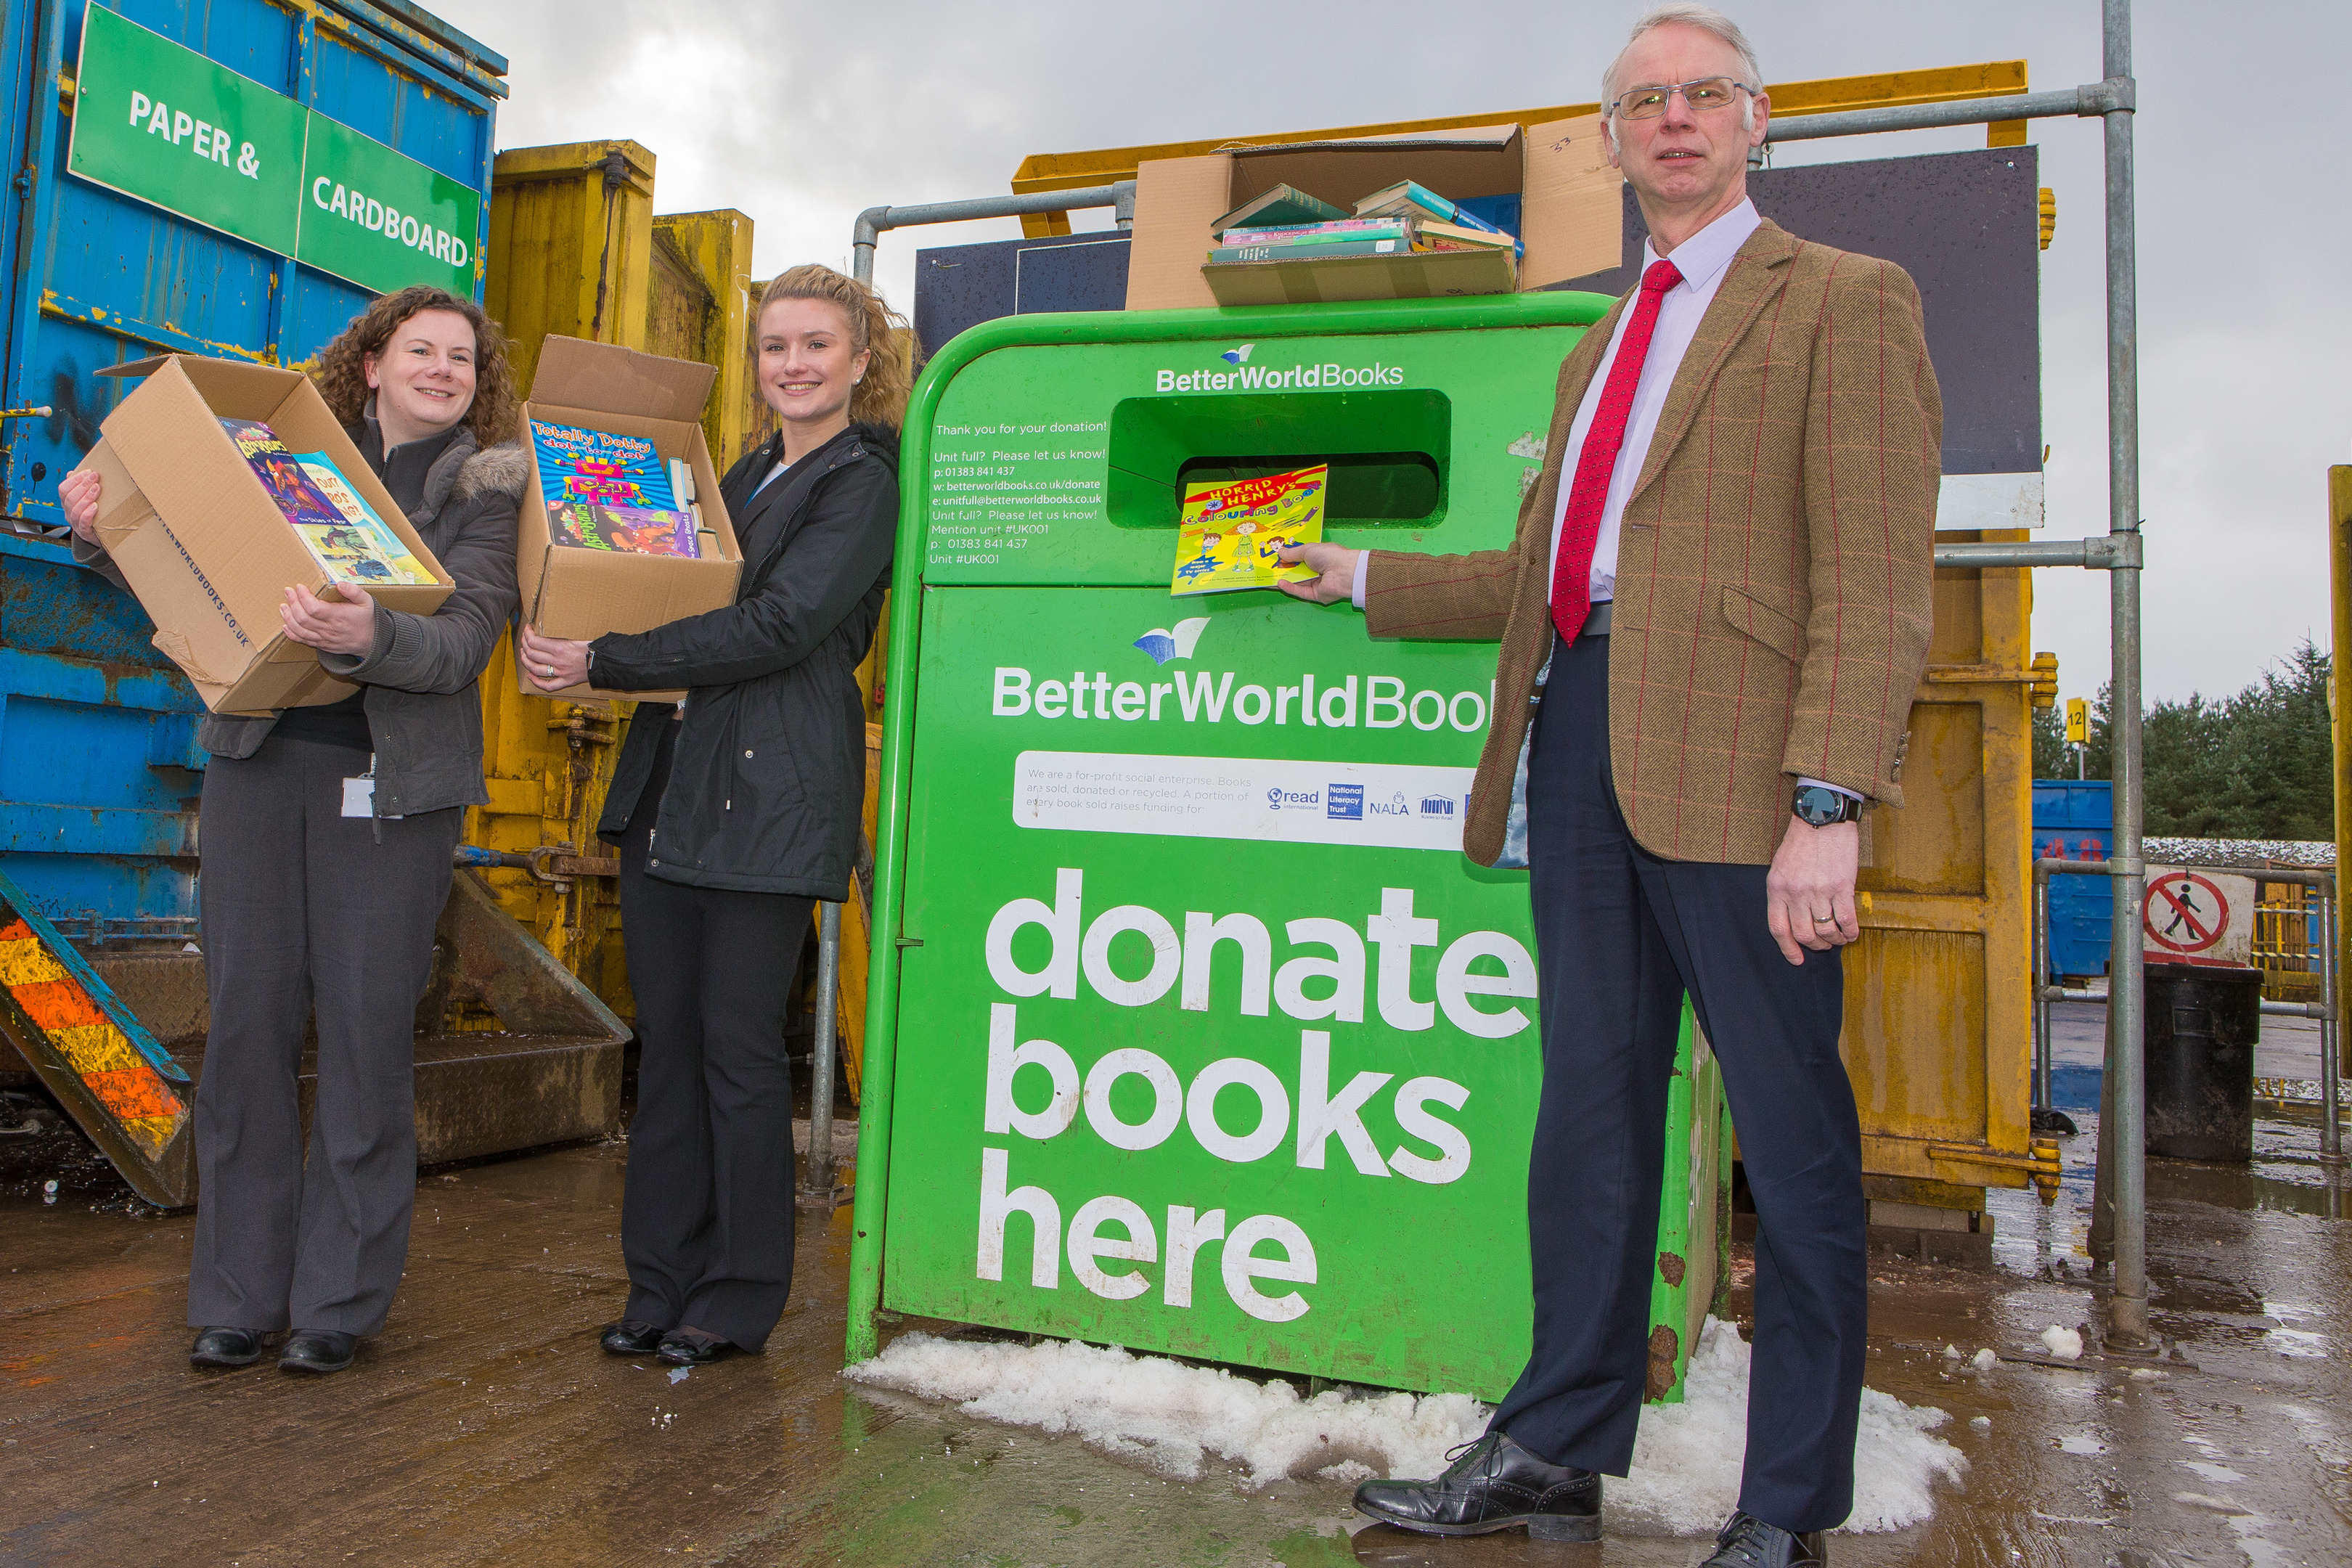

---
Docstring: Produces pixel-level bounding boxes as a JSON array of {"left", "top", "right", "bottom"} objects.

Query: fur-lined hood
[{"left": 449, "top": 438, "right": 527, "bottom": 503}]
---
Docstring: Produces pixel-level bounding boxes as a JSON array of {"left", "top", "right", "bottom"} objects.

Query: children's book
[
  {"left": 1209, "top": 238, "right": 1409, "bottom": 264},
  {"left": 1354, "top": 180, "right": 1513, "bottom": 241},
  {"left": 1218, "top": 218, "right": 1412, "bottom": 248},
  {"left": 547, "top": 500, "right": 702, "bottom": 558},
  {"left": 1169, "top": 464, "right": 1327, "bottom": 596},
  {"left": 1418, "top": 219, "right": 1522, "bottom": 257},
  {"left": 531, "top": 419, "right": 677, "bottom": 511},
  {"left": 1211, "top": 184, "right": 1348, "bottom": 236},
  {"left": 217, "top": 418, "right": 433, "bottom": 587}
]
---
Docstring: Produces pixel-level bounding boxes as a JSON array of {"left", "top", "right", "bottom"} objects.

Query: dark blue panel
[
  {"left": 283, "top": 265, "right": 377, "bottom": 364},
  {"left": 914, "top": 231, "right": 1134, "bottom": 361},
  {"left": 110, "top": 0, "right": 301, "bottom": 90},
  {"left": 1554, "top": 147, "right": 2043, "bottom": 477},
  {"left": 0, "top": 531, "right": 171, "bottom": 666}
]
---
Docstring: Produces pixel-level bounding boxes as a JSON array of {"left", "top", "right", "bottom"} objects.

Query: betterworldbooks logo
[
  {"left": 1132, "top": 616, "right": 1210, "bottom": 666},
  {"left": 1156, "top": 354, "right": 1405, "bottom": 394}
]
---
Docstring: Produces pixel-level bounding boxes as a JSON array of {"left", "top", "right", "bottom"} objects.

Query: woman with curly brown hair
[
  {"left": 57, "top": 285, "right": 527, "bottom": 1376},
  {"left": 521, "top": 264, "right": 911, "bottom": 1365}
]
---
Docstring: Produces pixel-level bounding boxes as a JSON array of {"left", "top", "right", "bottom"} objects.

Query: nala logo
[
  {"left": 1220, "top": 343, "right": 1255, "bottom": 366},
  {"left": 1132, "top": 616, "right": 1210, "bottom": 666}
]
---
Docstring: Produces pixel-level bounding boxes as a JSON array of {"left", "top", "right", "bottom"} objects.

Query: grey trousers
[{"left": 185, "top": 733, "right": 460, "bottom": 1335}]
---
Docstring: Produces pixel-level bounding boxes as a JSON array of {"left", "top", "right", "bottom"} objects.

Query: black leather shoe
[
  {"left": 600, "top": 1319, "right": 667, "bottom": 1356},
  {"left": 1353, "top": 1431, "right": 1602, "bottom": 1540},
  {"left": 278, "top": 1329, "right": 358, "bottom": 1374},
  {"left": 189, "top": 1326, "right": 269, "bottom": 1368},
  {"left": 1699, "top": 1511, "right": 1826, "bottom": 1567},
  {"left": 656, "top": 1328, "right": 735, "bottom": 1366}
]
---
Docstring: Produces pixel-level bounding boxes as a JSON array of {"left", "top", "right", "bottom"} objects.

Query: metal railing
[
  {"left": 2033, "top": 859, "right": 2343, "bottom": 1170},
  {"left": 852, "top": 183, "right": 1138, "bottom": 287}
]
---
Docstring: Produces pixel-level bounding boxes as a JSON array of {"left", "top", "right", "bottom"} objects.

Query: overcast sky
[{"left": 432, "top": 0, "right": 2351, "bottom": 708}]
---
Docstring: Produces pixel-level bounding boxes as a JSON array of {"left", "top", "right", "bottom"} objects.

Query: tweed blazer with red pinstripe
[{"left": 1365, "top": 219, "right": 1941, "bottom": 868}]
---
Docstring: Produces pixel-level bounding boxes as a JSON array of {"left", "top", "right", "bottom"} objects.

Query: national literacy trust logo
[{"left": 1132, "top": 616, "right": 1210, "bottom": 666}]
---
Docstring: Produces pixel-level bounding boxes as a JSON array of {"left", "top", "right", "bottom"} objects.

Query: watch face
[{"left": 1793, "top": 786, "right": 1850, "bottom": 826}]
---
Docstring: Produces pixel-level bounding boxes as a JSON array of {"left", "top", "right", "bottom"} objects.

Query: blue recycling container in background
[
  {"left": 0, "top": 0, "right": 505, "bottom": 939},
  {"left": 2034, "top": 780, "right": 2112, "bottom": 979}
]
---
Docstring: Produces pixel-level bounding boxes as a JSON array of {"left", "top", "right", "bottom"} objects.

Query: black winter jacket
[{"left": 592, "top": 421, "right": 898, "bottom": 899}]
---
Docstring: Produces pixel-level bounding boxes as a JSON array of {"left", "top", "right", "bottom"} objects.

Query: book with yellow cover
[{"left": 1169, "top": 464, "right": 1327, "bottom": 595}]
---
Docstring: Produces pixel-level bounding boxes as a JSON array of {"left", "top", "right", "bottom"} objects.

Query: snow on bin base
[{"left": 846, "top": 1318, "right": 1966, "bottom": 1533}]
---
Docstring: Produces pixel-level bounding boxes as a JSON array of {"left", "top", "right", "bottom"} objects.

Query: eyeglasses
[{"left": 1609, "top": 77, "right": 1752, "bottom": 121}]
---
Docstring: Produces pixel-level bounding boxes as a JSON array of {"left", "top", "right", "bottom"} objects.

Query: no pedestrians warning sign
[{"left": 2141, "top": 866, "right": 2256, "bottom": 968}]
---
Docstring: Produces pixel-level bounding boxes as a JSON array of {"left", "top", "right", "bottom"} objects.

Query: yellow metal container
[
  {"left": 470, "top": 146, "right": 762, "bottom": 1021},
  {"left": 1850, "top": 529, "right": 2054, "bottom": 1212}
]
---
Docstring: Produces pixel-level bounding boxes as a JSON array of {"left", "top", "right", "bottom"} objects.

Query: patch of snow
[
  {"left": 1607, "top": 1321, "right": 1967, "bottom": 1537},
  {"left": 849, "top": 1319, "right": 1966, "bottom": 1538},
  {"left": 1969, "top": 1348, "right": 1996, "bottom": 1371},
  {"left": 1970, "top": 1416, "right": 1993, "bottom": 1432},
  {"left": 844, "top": 1334, "right": 1482, "bottom": 1485},
  {"left": 2040, "top": 1325, "right": 2085, "bottom": 1360}
]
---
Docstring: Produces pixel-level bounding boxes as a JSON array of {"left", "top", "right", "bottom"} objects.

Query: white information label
[{"left": 1013, "top": 751, "right": 1475, "bottom": 852}]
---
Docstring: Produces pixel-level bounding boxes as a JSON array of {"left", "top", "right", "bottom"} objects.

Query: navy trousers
[{"left": 1487, "top": 630, "right": 1867, "bottom": 1535}]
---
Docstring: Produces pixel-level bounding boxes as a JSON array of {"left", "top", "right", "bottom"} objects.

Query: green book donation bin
[{"left": 847, "top": 293, "right": 1729, "bottom": 1404}]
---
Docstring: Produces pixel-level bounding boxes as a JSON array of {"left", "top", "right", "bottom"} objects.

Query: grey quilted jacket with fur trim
[{"left": 77, "top": 420, "right": 526, "bottom": 817}]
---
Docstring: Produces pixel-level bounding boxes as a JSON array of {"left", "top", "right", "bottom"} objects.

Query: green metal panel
[{"left": 849, "top": 293, "right": 1723, "bottom": 1402}]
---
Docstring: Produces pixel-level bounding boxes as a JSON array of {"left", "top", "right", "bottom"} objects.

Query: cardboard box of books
[
  {"left": 1124, "top": 120, "right": 1625, "bottom": 311},
  {"left": 79, "top": 354, "right": 454, "bottom": 714},
  {"left": 517, "top": 335, "right": 743, "bottom": 702}
]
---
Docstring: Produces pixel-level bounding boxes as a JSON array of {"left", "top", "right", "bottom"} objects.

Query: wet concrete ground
[{"left": 5, "top": 1103, "right": 2351, "bottom": 1565}]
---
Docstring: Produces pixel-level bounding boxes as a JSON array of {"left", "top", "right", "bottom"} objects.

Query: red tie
[{"left": 1550, "top": 258, "right": 1684, "bottom": 642}]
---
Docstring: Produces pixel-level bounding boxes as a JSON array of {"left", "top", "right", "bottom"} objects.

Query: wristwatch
[{"left": 1791, "top": 783, "right": 1866, "bottom": 828}]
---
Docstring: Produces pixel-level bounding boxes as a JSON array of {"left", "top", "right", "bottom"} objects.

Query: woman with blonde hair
[
  {"left": 520, "top": 264, "right": 913, "bottom": 1365},
  {"left": 58, "top": 285, "right": 527, "bottom": 1374}
]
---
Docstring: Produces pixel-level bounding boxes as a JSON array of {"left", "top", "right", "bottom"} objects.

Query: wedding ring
[
  {"left": 1812, "top": 912, "right": 1834, "bottom": 923},
  {"left": 542, "top": 663, "right": 555, "bottom": 677}
]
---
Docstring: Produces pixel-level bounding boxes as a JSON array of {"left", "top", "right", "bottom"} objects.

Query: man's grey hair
[{"left": 1601, "top": 4, "right": 1764, "bottom": 146}]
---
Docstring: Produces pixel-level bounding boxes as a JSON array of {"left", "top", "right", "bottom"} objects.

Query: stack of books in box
[{"left": 1206, "top": 180, "right": 1522, "bottom": 285}]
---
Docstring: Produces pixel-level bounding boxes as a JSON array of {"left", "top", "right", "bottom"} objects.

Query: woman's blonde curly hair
[
  {"left": 310, "top": 285, "right": 520, "bottom": 446},
  {"left": 758, "top": 265, "right": 920, "bottom": 430}
]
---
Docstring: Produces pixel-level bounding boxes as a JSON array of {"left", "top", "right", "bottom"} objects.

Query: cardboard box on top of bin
[
  {"left": 516, "top": 335, "right": 743, "bottom": 703},
  {"left": 1124, "top": 118, "right": 1625, "bottom": 311},
  {"left": 80, "top": 354, "right": 454, "bottom": 715}
]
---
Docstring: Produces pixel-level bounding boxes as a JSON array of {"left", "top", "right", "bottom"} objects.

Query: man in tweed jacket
[{"left": 1282, "top": 7, "right": 1938, "bottom": 1564}]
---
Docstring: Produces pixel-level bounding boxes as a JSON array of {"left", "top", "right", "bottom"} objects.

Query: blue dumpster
[
  {"left": 2033, "top": 780, "right": 2112, "bottom": 979},
  {"left": 0, "top": 0, "right": 505, "bottom": 937}
]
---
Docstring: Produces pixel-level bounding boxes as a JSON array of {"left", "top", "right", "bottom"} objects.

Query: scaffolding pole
[{"left": 1778, "top": 0, "right": 2148, "bottom": 1347}]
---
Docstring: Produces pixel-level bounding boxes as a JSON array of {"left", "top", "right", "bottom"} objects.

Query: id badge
[{"left": 340, "top": 774, "right": 375, "bottom": 818}]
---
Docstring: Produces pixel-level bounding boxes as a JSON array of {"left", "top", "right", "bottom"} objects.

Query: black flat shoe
[
  {"left": 600, "top": 1319, "right": 668, "bottom": 1356},
  {"left": 1353, "top": 1431, "right": 1602, "bottom": 1541},
  {"left": 1699, "top": 1511, "right": 1826, "bottom": 1567},
  {"left": 655, "top": 1328, "right": 734, "bottom": 1366},
  {"left": 189, "top": 1326, "right": 269, "bottom": 1368},
  {"left": 278, "top": 1329, "right": 358, "bottom": 1374}
]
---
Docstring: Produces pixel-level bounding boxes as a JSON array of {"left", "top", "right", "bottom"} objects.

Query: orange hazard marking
[
  {"left": 82, "top": 1068, "right": 184, "bottom": 1124},
  {"left": 12, "top": 977, "right": 106, "bottom": 1032}
]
